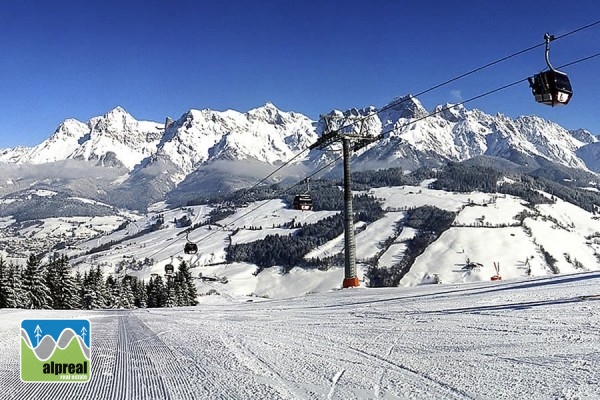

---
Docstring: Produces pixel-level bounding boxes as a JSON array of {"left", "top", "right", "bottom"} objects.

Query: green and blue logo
[{"left": 20, "top": 319, "right": 91, "bottom": 383}]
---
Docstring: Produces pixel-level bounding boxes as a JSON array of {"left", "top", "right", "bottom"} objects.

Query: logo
[{"left": 20, "top": 319, "right": 91, "bottom": 383}]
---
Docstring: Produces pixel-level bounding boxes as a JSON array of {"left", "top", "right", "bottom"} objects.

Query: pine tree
[
  {"left": 105, "top": 274, "right": 117, "bottom": 308},
  {"left": 22, "top": 254, "right": 52, "bottom": 309},
  {"left": 4, "top": 262, "right": 24, "bottom": 308},
  {"left": 45, "top": 254, "right": 78, "bottom": 310},
  {"left": 177, "top": 261, "right": 198, "bottom": 306},
  {"left": 73, "top": 270, "right": 84, "bottom": 309},
  {"left": 0, "top": 257, "right": 8, "bottom": 308},
  {"left": 106, "top": 274, "right": 136, "bottom": 309},
  {"left": 119, "top": 276, "right": 135, "bottom": 309},
  {"left": 81, "top": 265, "right": 107, "bottom": 309},
  {"left": 146, "top": 275, "right": 166, "bottom": 308},
  {"left": 164, "top": 278, "right": 178, "bottom": 307},
  {"left": 132, "top": 278, "right": 148, "bottom": 308}
]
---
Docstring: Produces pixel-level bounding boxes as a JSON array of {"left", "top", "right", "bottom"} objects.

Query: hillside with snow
[{"left": 18, "top": 170, "right": 588, "bottom": 301}]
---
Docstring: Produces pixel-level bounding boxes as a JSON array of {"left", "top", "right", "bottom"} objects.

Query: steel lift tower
[{"left": 309, "top": 115, "right": 382, "bottom": 288}]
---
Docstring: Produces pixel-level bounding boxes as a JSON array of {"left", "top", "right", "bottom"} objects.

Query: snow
[
  {"left": 220, "top": 199, "right": 338, "bottom": 229},
  {"left": 400, "top": 192, "right": 600, "bottom": 287},
  {"left": 1, "top": 272, "right": 599, "bottom": 399},
  {"left": 371, "top": 186, "right": 481, "bottom": 212},
  {"left": 54, "top": 184, "right": 600, "bottom": 302},
  {"left": 0, "top": 217, "right": 15, "bottom": 229},
  {"left": 402, "top": 226, "right": 538, "bottom": 286}
]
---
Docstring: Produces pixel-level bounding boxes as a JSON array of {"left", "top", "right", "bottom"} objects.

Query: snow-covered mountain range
[
  {"left": 1, "top": 96, "right": 599, "bottom": 212},
  {"left": 0, "top": 103, "right": 316, "bottom": 179},
  {"left": 1, "top": 98, "right": 598, "bottom": 174},
  {"left": 310, "top": 95, "right": 599, "bottom": 172}
]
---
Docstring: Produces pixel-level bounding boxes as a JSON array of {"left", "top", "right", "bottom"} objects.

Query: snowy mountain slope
[
  {"left": 34, "top": 179, "right": 596, "bottom": 301},
  {"left": 313, "top": 96, "right": 595, "bottom": 173},
  {"left": 149, "top": 103, "right": 317, "bottom": 183},
  {"left": 0, "top": 107, "right": 163, "bottom": 170},
  {"left": 2, "top": 272, "right": 599, "bottom": 399},
  {"left": 2, "top": 99, "right": 599, "bottom": 213}
]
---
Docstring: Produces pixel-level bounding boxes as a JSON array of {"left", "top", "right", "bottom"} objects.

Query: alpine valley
[{"left": 2, "top": 96, "right": 600, "bottom": 299}]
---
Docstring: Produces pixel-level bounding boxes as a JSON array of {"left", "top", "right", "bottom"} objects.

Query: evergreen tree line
[
  {"left": 226, "top": 193, "right": 384, "bottom": 272},
  {"left": 226, "top": 214, "right": 345, "bottom": 273},
  {"left": 367, "top": 206, "right": 456, "bottom": 287},
  {"left": 0, "top": 254, "right": 198, "bottom": 309},
  {"left": 0, "top": 192, "right": 115, "bottom": 223},
  {"left": 348, "top": 167, "right": 433, "bottom": 190},
  {"left": 186, "top": 169, "right": 414, "bottom": 212},
  {"left": 431, "top": 162, "right": 600, "bottom": 212}
]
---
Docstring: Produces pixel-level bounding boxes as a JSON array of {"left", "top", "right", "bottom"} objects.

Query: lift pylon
[{"left": 310, "top": 114, "right": 381, "bottom": 288}]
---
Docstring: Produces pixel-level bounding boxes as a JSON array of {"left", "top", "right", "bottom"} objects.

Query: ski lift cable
[
  {"left": 145, "top": 155, "right": 343, "bottom": 261},
  {"left": 219, "top": 18, "right": 600, "bottom": 203},
  {"left": 373, "top": 51, "right": 600, "bottom": 142},
  {"left": 144, "top": 50, "right": 600, "bottom": 263},
  {"left": 329, "top": 18, "right": 600, "bottom": 137},
  {"left": 557, "top": 51, "right": 600, "bottom": 69}
]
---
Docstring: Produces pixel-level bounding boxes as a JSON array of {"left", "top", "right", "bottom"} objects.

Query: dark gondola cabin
[
  {"left": 528, "top": 70, "right": 572, "bottom": 106},
  {"left": 293, "top": 194, "right": 313, "bottom": 211},
  {"left": 184, "top": 242, "right": 198, "bottom": 254},
  {"left": 165, "top": 264, "right": 174, "bottom": 275},
  {"left": 529, "top": 32, "right": 573, "bottom": 107}
]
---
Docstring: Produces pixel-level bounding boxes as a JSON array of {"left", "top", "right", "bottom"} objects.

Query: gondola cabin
[
  {"left": 293, "top": 194, "right": 313, "bottom": 211},
  {"left": 529, "top": 33, "right": 573, "bottom": 107},
  {"left": 165, "top": 263, "right": 175, "bottom": 275},
  {"left": 528, "top": 70, "right": 572, "bottom": 106},
  {"left": 184, "top": 242, "right": 198, "bottom": 254}
]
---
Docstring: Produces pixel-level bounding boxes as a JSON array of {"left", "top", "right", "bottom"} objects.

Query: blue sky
[{"left": 1, "top": 1, "right": 599, "bottom": 148}]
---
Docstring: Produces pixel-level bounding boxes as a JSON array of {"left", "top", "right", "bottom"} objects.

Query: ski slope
[{"left": 1, "top": 272, "right": 599, "bottom": 399}]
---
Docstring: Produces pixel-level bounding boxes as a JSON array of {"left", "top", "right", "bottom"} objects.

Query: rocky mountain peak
[{"left": 381, "top": 95, "right": 428, "bottom": 120}]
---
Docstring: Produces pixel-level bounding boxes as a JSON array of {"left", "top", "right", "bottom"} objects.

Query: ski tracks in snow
[{"left": 218, "top": 329, "right": 310, "bottom": 399}]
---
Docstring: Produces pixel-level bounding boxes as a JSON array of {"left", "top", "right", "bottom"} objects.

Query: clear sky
[{"left": 1, "top": 0, "right": 599, "bottom": 148}]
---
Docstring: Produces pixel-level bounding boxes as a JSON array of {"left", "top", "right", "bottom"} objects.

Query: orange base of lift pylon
[{"left": 342, "top": 277, "right": 360, "bottom": 288}]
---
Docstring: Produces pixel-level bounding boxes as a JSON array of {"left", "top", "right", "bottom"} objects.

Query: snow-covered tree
[
  {"left": 132, "top": 278, "right": 148, "bottom": 308},
  {"left": 164, "top": 280, "right": 178, "bottom": 307},
  {"left": 0, "top": 257, "right": 7, "bottom": 308},
  {"left": 45, "top": 254, "right": 78, "bottom": 309},
  {"left": 105, "top": 274, "right": 136, "bottom": 309},
  {"left": 4, "top": 262, "right": 24, "bottom": 308},
  {"left": 81, "top": 265, "right": 107, "bottom": 309},
  {"left": 73, "top": 269, "right": 84, "bottom": 308},
  {"left": 22, "top": 254, "right": 52, "bottom": 309},
  {"left": 146, "top": 275, "right": 166, "bottom": 307},
  {"left": 177, "top": 261, "right": 198, "bottom": 306}
]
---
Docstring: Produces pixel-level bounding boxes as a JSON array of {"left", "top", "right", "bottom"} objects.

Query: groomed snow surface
[{"left": 1, "top": 272, "right": 599, "bottom": 399}]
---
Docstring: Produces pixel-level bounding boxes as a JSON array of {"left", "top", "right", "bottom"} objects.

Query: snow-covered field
[
  {"left": 36, "top": 184, "right": 595, "bottom": 301},
  {"left": 1, "top": 272, "right": 599, "bottom": 399}
]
